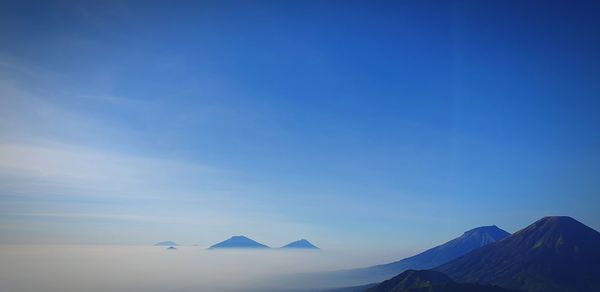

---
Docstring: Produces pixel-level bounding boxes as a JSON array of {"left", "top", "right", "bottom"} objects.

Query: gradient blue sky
[{"left": 0, "top": 0, "right": 599, "bottom": 250}]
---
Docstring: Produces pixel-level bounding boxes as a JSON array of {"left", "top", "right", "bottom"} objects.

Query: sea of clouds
[{"left": 0, "top": 244, "right": 411, "bottom": 292}]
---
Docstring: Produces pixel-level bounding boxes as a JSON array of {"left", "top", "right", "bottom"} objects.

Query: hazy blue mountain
[
  {"left": 208, "top": 235, "right": 270, "bottom": 249},
  {"left": 362, "top": 226, "right": 510, "bottom": 271},
  {"left": 276, "top": 225, "right": 509, "bottom": 289},
  {"left": 436, "top": 216, "right": 600, "bottom": 292},
  {"left": 366, "top": 270, "right": 515, "bottom": 292},
  {"left": 320, "top": 226, "right": 509, "bottom": 287},
  {"left": 154, "top": 241, "right": 178, "bottom": 246},
  {"left": 281, "top": 239, "right": 319, "bottom": 249}
]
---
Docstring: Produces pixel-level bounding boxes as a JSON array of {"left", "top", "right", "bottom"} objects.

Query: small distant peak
[{"left": 281, "top": 239, "right": 319, "bottom": 249}]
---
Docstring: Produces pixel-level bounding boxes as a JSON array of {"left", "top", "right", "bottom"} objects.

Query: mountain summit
[
  {"left": 459, "top": 225, "right": 509, "bottom": 244},
  {"left": 436, "top": 216, "right": 600, "bottom": 292},
  {"left": 281, "top": 239, "right": 319, "bottom": 249},
  {"left": 208, "top": 235, "right": 270, "bottom": 249}
]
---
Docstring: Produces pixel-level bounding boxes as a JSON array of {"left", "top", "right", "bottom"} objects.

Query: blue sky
[{"left": 0, "top": 0, "right": 599, "bottom": 250}]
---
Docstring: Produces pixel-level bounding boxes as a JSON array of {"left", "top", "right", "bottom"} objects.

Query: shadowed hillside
[
  {"left": 436, "top": 216, "right": 600, "bottom": 292},
  {"left": 367, "top": 270, "right": 515, "bottom": 292},
  {"left": 304, "top": 226, "right": 510, "bottom": 288}
]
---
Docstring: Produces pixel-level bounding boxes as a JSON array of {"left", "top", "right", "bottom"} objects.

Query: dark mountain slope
[
  {"left": 373, "top": 226, "right": 510, "bottom": 270},
  {"left": 328, "top": 226, "right": 510, "bottom": 286},
  {"left": 367, "top": 270, "right": 515, "bottom": 292},
  {"left": 276, "top": 226, "right": 510, "bottom": 289},
  {"left": 436, "top": 216, "right": 600, "bottom": 292}
]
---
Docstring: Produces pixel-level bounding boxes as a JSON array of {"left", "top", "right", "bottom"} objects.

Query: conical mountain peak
[
  {"left": 281, "top": 239, "right": 319, "bottom": 249},
  {"left": 208, "top": 235, "right": 270, "bottom": 249},
  {"left": 464, "top": 225, "right": 500, "bottom": 234},
  {"left": 458, "top": 225, "right": 510, "bottom": 246},
  {"left": 527, "top": 216, "right": 585, "bottom": 232},
  {"left": 230, "top": 235, "right": 250, "bottom": 240}
]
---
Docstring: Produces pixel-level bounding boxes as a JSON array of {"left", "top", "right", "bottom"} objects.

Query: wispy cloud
[
  {"left": 0, "top": 142, "right": 228, "bottom": 200},
  {"left": 1, "top": 212, "right": 175, "bottom": 223},
  {"left": 0, "top": 55, "right": 290, "bottom": 244},
  {"left": 0, "top": 54, "right": 234, "bottom": 199}
]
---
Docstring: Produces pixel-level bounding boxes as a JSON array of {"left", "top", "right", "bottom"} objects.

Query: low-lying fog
[{"left": 0, "top": 245, "right": 412, "bottom": 292}]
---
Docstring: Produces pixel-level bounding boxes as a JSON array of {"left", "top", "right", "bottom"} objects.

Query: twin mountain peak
[
  {"left": 153, "top": 236, "right": 318, "bottom": 249},
  {"left": 209, "top": 235, "right": 319, "bottom": 249}
]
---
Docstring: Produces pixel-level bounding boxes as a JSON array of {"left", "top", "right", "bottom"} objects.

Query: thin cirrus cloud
[
  {"left": 0, "top": 57, "right": 228, "bottom": 200},
  {"left": 0, "top": 57, "right": 338, "bottom": 247},
  {"left": 2, "top": 212, "right": 179, "bottom": 224},
  {"left": 0, "top": 59, "right": 280, "bottom": 244},
  {"left": 0, "top": 140, "right": 320, "bottom": 245}
]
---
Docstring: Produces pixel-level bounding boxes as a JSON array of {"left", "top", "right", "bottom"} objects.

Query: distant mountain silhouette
[
  {"left": 208, "top": 235, "right": 270, "bottom": 249},
  {"left": 154, "top": 241, "right": 178, "bottom": 246},
  {"left": 366, "top": 270, "right": 515, "bottom": 292},
  {"left": 166, "top": 246, "right": 176, "bottom": 250},
  {"left": 330, "top": 226, "right": 508, "bottom": 286},
  {"left": 281, "top": 239, "right": 319, "bottom": 249},
  {"left": 436, "top": 216, "right": 600, "bottom": 292},
  {"left": 278, "top": 226, "right": 509, "bottom": 288}
]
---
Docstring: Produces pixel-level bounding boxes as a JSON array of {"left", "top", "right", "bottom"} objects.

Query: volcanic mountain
[
  {"left": 281, "top": 239, "right": 319, "bottom": 249},
  {"left": 367, "top": 270, "right": 515, "bottom": 292},
  {"left": 208, "top": 235, "right": 270, "bottom": 249},
  {"left": 435, "top": 216, "right": 600, "bottom": 292}
]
